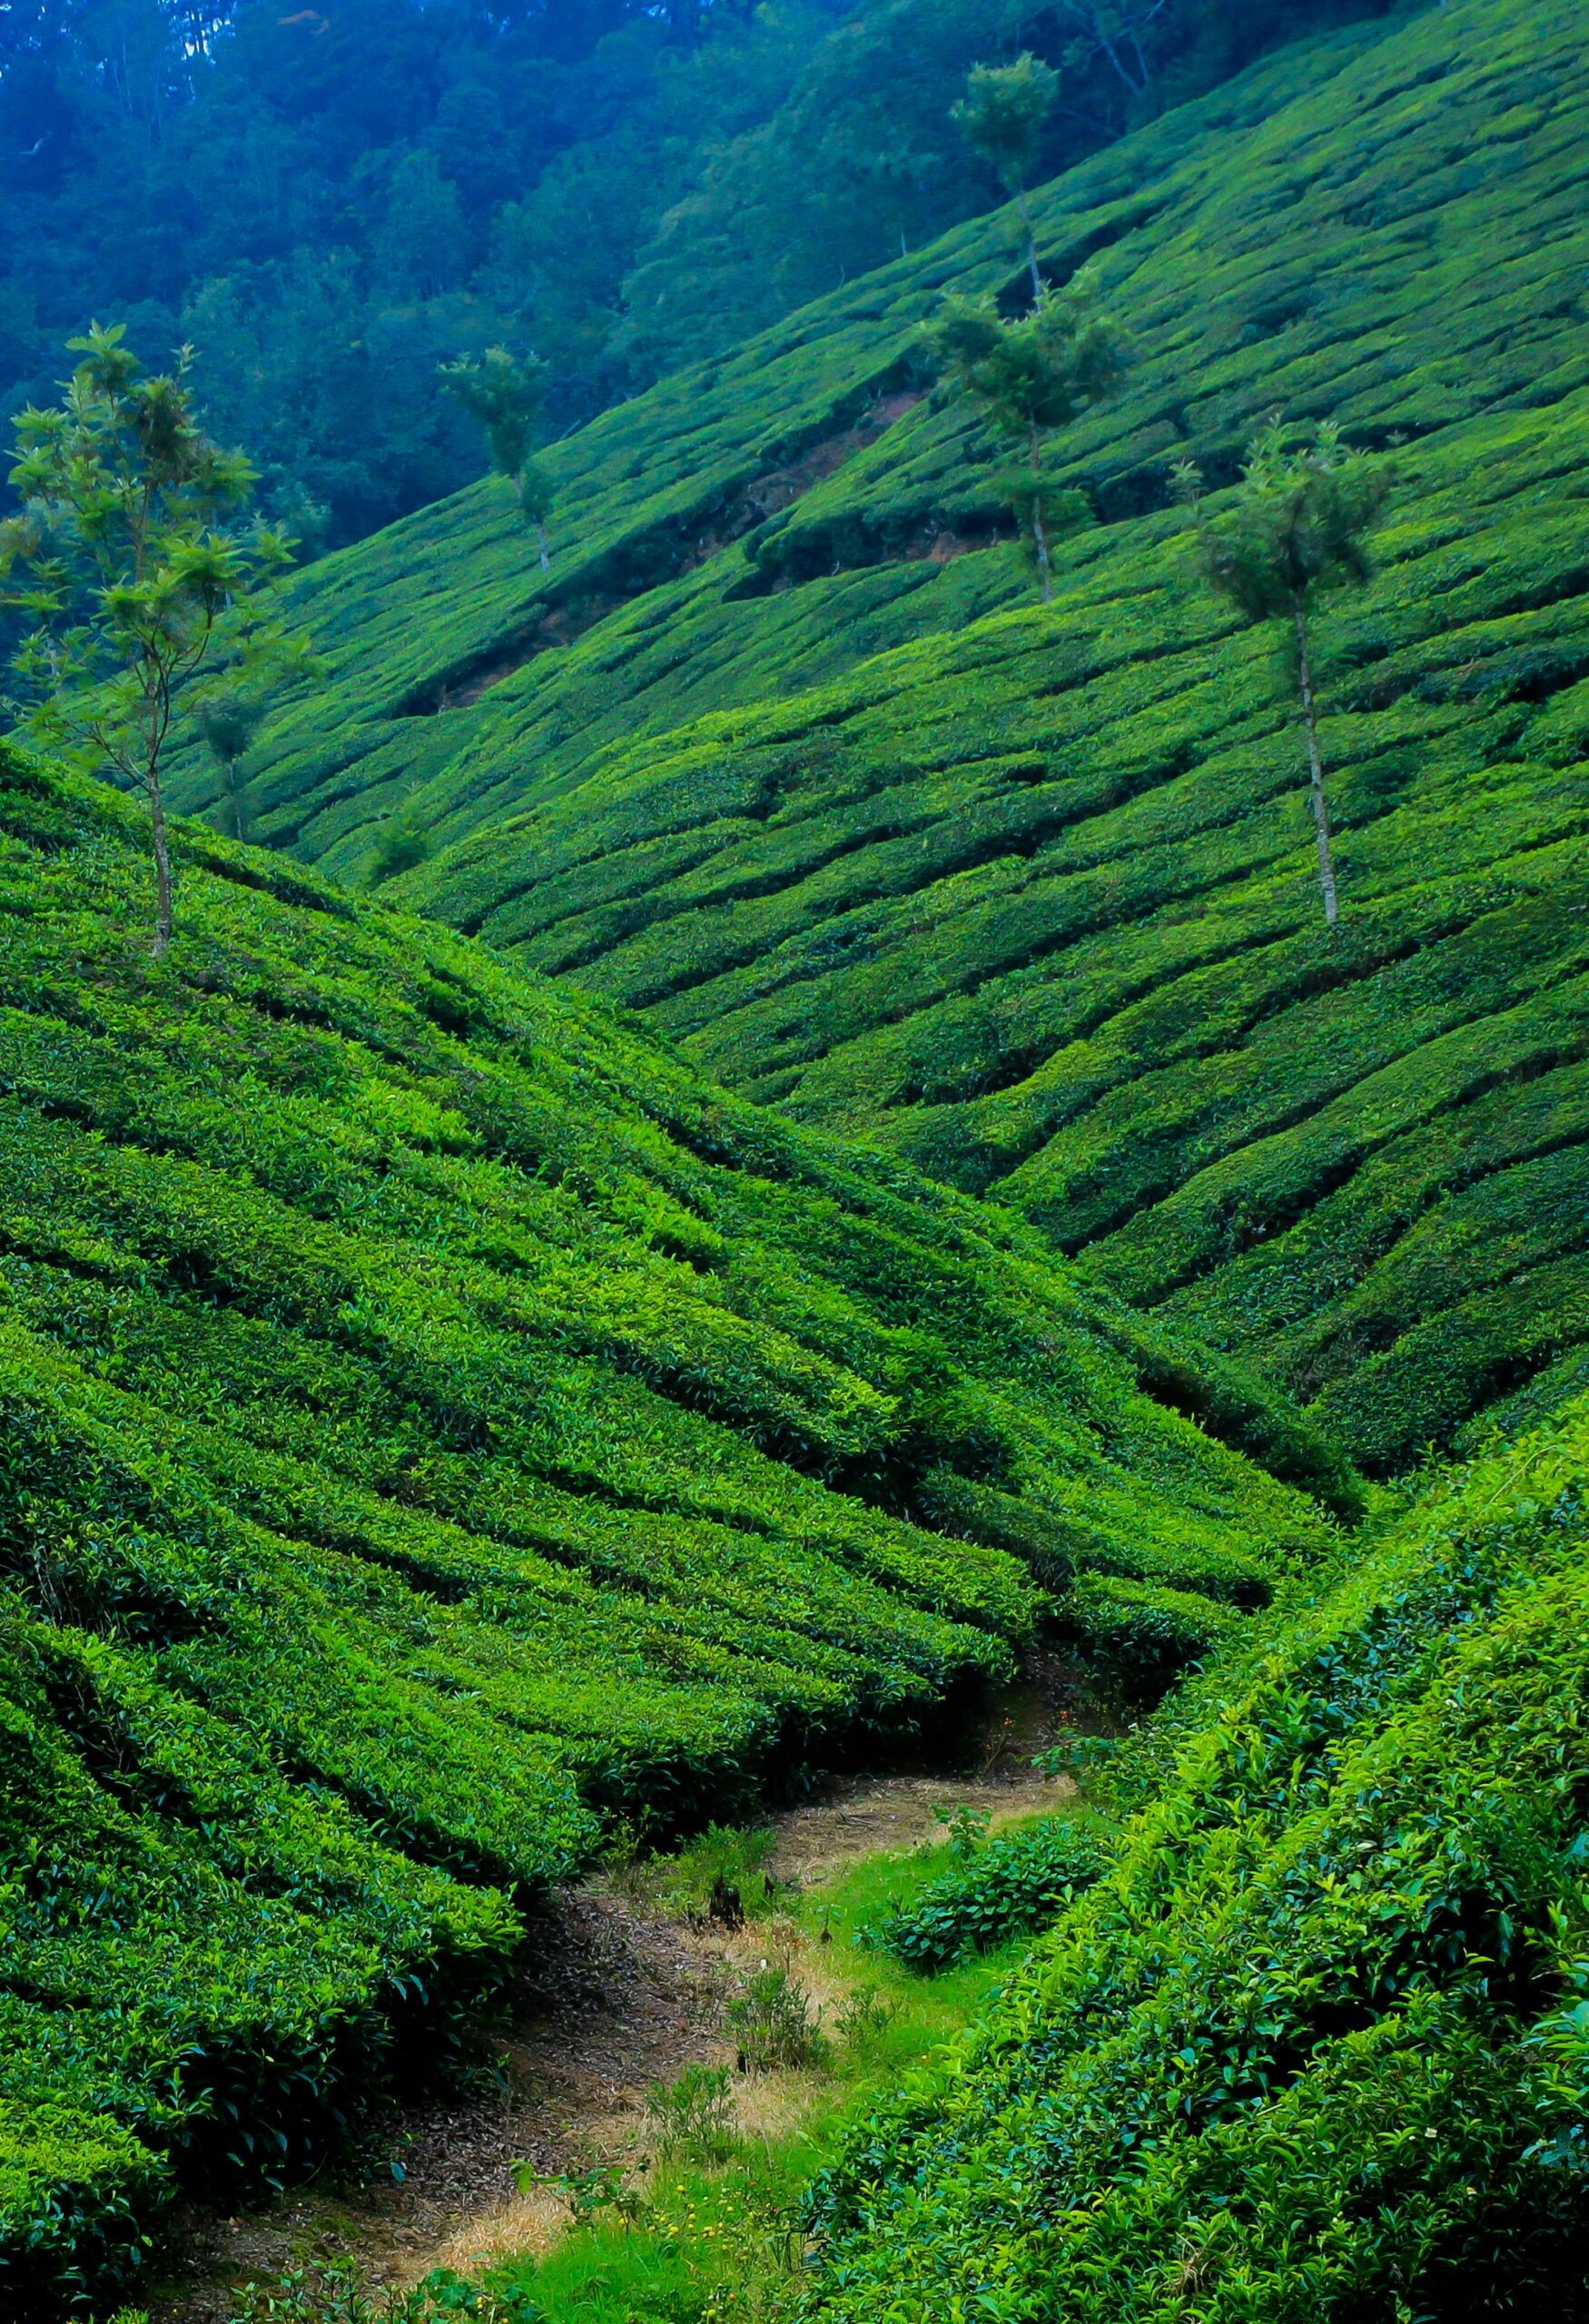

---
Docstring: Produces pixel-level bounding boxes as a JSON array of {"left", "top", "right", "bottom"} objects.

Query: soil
[{"left": 151, "top": 1660, "right": 1100, "bottom": 2319}]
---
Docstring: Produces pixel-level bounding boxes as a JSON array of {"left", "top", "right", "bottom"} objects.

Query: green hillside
[
  {"left": 804, "top": 1395, "right": 1589, "bottom": 2319},
  {"left": 165, "top": 12, "right": 1411, "bottom": 865},
  {"left": 0, "top": 747, "right": 1337, "bottom": 2315},
  {"left": 190, "top": 0, "right": 1589, "bottom": 1475}
]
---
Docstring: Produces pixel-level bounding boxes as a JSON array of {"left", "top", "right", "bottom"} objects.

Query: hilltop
[
  {"left": 195, "top": 0, "right": 1589, "bottom": 1475},
  {"left": 0, "top": 748, "right": 1332, "bottom": 2314}
]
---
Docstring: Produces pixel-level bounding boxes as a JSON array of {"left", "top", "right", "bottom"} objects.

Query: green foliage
[
  {"left": 617, "top": 1822, "right": 780, "bottom": 1920},
  {"left": 952, "top": 53, "right": 1060, "bottom": 294},
  {"left": 728, "top": 1967, "right": 831, "bottom": 2073},
  {"left": 0, "top": 742, "right": 1321, "bottom": 2310},
  {"left": 802, "top": 1401, "right": 1589, "bottom": 2316},
  {"left": 365, "top": 803, "right": 436, "bottom": 887},
  {"left": 0, "top": 324, "right": 301, "bottom": 952},
  {"left": 952, "top": 54, "right": 1060, "bottom": 192},
  {"left": 1177, "top": 417, "right": 1390, "bottom": 628},
  {"left": 873, "top": 1812, "right": 1109, "bottom": 1970},
  {"left": 4, "top": 0, "right": 1359, "bottom": 554},
  {"left": 439, "top": 350, "right": 558, "bottom": 566},
  {"left": 932, "top": 274, "right": 1123, "bottom": 595},
  {"left": 225, "top": 2260, "right": 522, "bottom": 2323},
  {"left": 222, "top": 0, "right": 1589, "bottom": 1470},
  {"left": 439, "top": 349, "right": 551, "bottom": 490},
  {"left": 1178, "top": 416, "right": 1391, "bottom": 926}
]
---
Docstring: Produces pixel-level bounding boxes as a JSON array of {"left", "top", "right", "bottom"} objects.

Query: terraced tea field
[
  {"left": 0, "top": 749, "right": 1330, "bottom": 2312},
  {"left": 202, "top": 0, "right": 1589, "bottom": 1472}
]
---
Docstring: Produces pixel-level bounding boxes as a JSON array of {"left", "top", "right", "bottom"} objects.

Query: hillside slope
[
  {"left": 192, "top": 0, "right": 1589, "bottom": 1475},
  {"left": 165, "top": 13, "right": 1406, "bottom": 867},
  {"left": 378, "top": 0, "right": 1584, "bottom": 1474},
  {"left": 0, "top": 750, "right": 1333, "bottom": 2314},
  {"left": 804, "top": 1395, "right": 1589, "bottom": 2319}
]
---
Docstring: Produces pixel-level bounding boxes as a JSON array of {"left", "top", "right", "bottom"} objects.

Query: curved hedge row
[{"left": 378, "top": 0, "right": 1589, "bottom": 1470}]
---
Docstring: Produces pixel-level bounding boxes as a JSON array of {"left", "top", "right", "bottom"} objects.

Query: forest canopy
[{"left": 1, "top": 0, "right": 1393, "bottom": 555}]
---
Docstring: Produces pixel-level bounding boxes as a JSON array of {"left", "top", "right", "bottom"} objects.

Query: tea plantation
[
  {"left": 12, "top": 0, "right": 1589, "bottom": 2310},
  {"left": 803, "top": 1396, "right": 1589, "bottom": 2319},
  {"left": 191, "top": 0, "right": 1589, "bottom": 1475},
  {"left": 0, "top": 747, "right": 1340, "bottom": 2312}
]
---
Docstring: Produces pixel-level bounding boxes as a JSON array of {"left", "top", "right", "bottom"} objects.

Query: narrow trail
[{"left": 153, "top": 1748, "right": 1077, "bottom": 2320}]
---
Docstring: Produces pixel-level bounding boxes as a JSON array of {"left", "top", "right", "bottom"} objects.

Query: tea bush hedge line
[
  {"left": 381, "top": 0, "right": 1585, "bottom": 1470},
  {"left": 0, "top": 748, "right": 1328, "bottom": 2313},
  {"left": 802, "top": 1398, "right": 1589, "bottom": 2319},
  {"left": 164, "top": 15, "right": 1406, "bottom": 872}
]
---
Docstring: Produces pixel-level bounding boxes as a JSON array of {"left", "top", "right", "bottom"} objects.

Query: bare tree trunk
[
  {"left": 225, "top": 758, "right": 249, "bottom": 843},
  {"left": 535, "top": 522, "right": 551, "bottom": 575},
  {"left": 1030, "top": 424, "right": 1053, "bottom": 605},
  {"left": 1018, "top": 186, "right": 1041, "bottom": 303},
  {"left": 148, "top": 767, "right": 174, "bottom": 958},
  {"left": 1294, "top": 597, "right": 1338, "bottom": 929}
]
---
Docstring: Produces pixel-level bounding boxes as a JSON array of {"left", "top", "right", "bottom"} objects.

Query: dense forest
[
  {"left": 3, "top": 0, "right": 1388, "bottom": 549},
  {"left": 3, "top": 0, "right": 1588, "bottom": 2319}
]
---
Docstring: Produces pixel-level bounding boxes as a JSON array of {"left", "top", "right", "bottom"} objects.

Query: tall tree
[
  {"left": 952, "top": 52, "right": 1059, "bottom": 300},
  {"left": 932, "top": 273, "right": 1123, "bottom": 603},
  {"left": 0, "top": 325, "right": 300, "bottom": 954},
  {"left": 439, "top": 345, "right": 558, "bottom": 570},
  {"left": 1177, "top": 418, "right": 1390, "bottom": 929}
]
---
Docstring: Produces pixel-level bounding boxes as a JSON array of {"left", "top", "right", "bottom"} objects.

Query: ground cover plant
[
  {"left": 801, "top": 1396, "right": 1589, "bottom": 2318},
  {"left": 463, "top": 1810, "right": 1066, "bottom": 2324},
  {"left": 194, "top": 1408, "right": 1589, "bottom": 2320},
  {"left": 0, "top": 744, "right": 1331, "bottom": 2315},
  {"left": 178, "top": 0, "right": 1589, "bottom": 1471}
]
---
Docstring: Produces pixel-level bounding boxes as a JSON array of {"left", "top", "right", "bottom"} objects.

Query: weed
[
  {"left": 647, "top": 2064, "right": 740, "bottom": 2164},
  {"left": 510, "top": 2160, "right": 644, "bottom": 2228},
  {"left": 832, "top": 1986, "right": 900, "bottom": 2047},
  {"left": 225, "top": 2262, "right": 521, "bottom": 2322},
  {"left": 729, "top": 1967, "right": 830, "bottom": 2073}
]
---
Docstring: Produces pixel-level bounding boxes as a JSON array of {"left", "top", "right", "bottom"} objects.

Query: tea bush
[
  {"left": 873, "top": 1814, "right": 1109, "bottom": 1973},
  {"left": 196, "top": 0, "right": 1589, "bottom": 1471}
]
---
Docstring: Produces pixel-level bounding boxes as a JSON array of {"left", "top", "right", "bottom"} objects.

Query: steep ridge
[
  {"left": 0, "top": 750, "right": 1333, "bottom": 2315},
  {"left": 373, "top": 0, "right": 1587, "bottom": 1474},
  {"left": 804, "top": 1395, "right": 1589, "bottom": 2319}
]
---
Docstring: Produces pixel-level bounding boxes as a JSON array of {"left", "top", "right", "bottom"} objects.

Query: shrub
[
  {"left": 873, "top": 1815, "right": 1109, "bottom": 1973},
  {"left": 728, "top": 1968, "right": 830, "bottom": 2073}
]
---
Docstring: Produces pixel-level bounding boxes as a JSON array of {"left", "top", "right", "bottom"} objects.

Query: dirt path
[{"left": 153, "top": 1754, "right": 1074, "bottom": 2319}]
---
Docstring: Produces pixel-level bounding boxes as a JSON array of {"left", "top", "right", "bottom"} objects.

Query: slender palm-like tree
[
  {"left": 933, "top": 274, "right": 1124, "bottom": 603},
  {"left": 952, "top": 53, "right": 1060, "bottom": 300},
  {"left": 1178, "top": 419, "right": 1391, "bottom": 929},
  {"left": 1, "top": 325, "right": 299, "bottom": 954}
]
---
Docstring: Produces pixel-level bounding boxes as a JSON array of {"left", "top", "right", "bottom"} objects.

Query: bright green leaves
[{"left": 1177, "top": 418, "right": 1392, "bottom": 631}]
